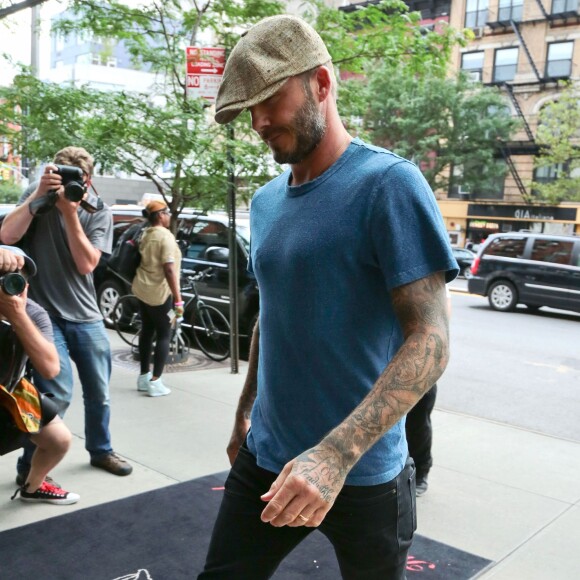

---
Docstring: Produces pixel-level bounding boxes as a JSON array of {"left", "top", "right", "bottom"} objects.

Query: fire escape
[{"left": 484, "top": 0, "right": 578, "bottom": 202}]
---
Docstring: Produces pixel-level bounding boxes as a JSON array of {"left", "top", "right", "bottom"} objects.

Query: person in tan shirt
[{"left": 132, "top": 201, "right": 182, "bottom": 397}]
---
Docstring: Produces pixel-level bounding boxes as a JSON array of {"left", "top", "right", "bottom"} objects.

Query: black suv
[
  {"left": 468, "top": 232, "right": 580, "bottom": 313},
  {"left": 95, "top": 206, "right": 259, "bottom": 343}
]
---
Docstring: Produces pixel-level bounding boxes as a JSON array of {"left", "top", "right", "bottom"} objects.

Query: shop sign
[
  {"left": 469, "top": 220, "right": 499, "bottom": 229},
  {"left": 467, "top": 204, "right": 577, "bottom": 222}
]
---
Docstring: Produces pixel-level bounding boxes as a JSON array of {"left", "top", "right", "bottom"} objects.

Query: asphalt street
[{"left": 444, "top": 284, "right": 580, "bottom": 442}]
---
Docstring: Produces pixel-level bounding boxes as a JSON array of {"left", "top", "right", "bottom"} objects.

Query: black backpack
[{"left": 107, "top": 221, "right": 148, "bottom": 283}]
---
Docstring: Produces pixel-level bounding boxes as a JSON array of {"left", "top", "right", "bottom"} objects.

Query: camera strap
[{"left": 80, "top": 182, "right": 104, "bottom": 214}]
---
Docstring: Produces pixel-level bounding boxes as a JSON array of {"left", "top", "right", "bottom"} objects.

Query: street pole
[
  {"left": 226, "top": 124, "right": 239, "bottom": 373},
  {"left": 31, "top": 5, "right": 40, "bottom": 75},
  {"left": 24, "top": 4, "right": 41, "bottom": 181}
]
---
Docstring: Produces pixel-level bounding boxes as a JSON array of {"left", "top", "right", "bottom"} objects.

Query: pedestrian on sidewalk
[
  {"left": 199, "top": 15, "right": 458, "bottom": 580},
  {"left": 0, "top": 146, "right": 133, "bottom": 482},
  {"left": 132, "top": 200, "right": 183, "bottom": 397},
  {"left": 0, "top": 246, "right": 79, "bottom": 505}
]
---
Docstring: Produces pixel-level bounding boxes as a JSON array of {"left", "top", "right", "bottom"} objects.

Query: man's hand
[
  {"left": 226, "top": 416, "right": 251, "bottom": 466},
  {"left": 0, "top": 284, "right": 28, "bottom": 321},
  {"left": 35, "top": 164, "right": 63, "bottom": 198},
  {"left": 0, "top": 248, "right": 24, "bottom": 273},
  {"left": 260, "top": 444, "right": 348, "bottom": 528}
]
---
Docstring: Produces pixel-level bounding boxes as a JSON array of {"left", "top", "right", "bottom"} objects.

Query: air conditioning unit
[
  {"left": 458, "top": 185, "right": 471, "bottom": 196},
  {"left": 472, "top": 26, "right": 484, "bottom": 39},
  {"left": 469, "top": 70, "right": 482, "bottom": 82}
]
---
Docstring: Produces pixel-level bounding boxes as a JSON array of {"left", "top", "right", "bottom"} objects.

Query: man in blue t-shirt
[{"left": 200, "top": 15, "right": 458, "bottom": 580}]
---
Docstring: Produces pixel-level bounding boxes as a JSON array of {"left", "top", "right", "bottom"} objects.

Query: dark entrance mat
[{"left": 1, "top": 472, "right": 492, "bottom": 579}]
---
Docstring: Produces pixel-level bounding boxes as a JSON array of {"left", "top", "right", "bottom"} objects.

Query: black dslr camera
[
  {"left": 0, "top": 272, "right": 27, "bottom": 296},
  {"left": 29, "top": 164, "right": 103, "bottom": 215},
  {"left": 56, "top": 165, "right": 86, "bottom": 202}
]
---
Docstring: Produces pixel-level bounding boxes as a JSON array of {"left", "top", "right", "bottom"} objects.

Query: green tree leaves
[{"left": 534, "top": 83, "right": 580, "bottom": 203}]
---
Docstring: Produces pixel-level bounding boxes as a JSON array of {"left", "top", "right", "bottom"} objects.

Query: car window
[
  {"left": 236, "top": 223, "right": 250, "bottom": 254},
  {"left": 530, "top": 239, "right": 574, "bottom": 265},
  {"left": 453, "top": 249, "right": 472, "bottom": 259},
  {"left": 484, "top": 237, "right": 526, "bottom": 258},
  {"left": 178, "top": 219, "right": 229, "bottom": 260}
]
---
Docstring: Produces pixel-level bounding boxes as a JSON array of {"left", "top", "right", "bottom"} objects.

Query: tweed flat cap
[{"left": 215, "top": 15, "right": 331, "bottom": 124}]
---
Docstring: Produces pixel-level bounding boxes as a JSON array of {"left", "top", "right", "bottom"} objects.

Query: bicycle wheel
[
  {"left": 191, "top": 305, "right": 230, "bottom": 361},
  {"left": 112, "top": 295, "right": 142, "bottom": 346}
]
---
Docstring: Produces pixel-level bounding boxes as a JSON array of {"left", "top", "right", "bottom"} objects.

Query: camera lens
[
  {"left": 0, "top": 273, "right": 27, "bottom": 296},
  {"left": 64, "top": 181, "right": 86, "bottom": 202}
]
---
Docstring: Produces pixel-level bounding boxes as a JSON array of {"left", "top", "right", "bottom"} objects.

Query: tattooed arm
[
  {"left": 226, "top": 318, "right": 260, "bottom": 465},
  {"left": 260, "top": 272, "right": 449, "bottom": 527}
]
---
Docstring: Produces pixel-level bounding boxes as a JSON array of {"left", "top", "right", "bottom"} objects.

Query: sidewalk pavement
[{"left": 1, "top": 328, "right": 579, "bottom": 579}]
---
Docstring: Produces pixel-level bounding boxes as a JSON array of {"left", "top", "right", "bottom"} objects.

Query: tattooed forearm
[
  {"left": 320, "top": 272, "right": 449, "bottom": 473},
  {"left": 236, "top": 320, "right": 260, "bottom": 420}
]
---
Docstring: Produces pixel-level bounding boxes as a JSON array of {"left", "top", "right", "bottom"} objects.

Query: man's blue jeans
[{"left": 18, "top": 316, "right": 113, "bottom": 473}]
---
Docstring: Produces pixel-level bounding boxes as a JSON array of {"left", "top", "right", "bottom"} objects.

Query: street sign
[{"left": 185, "top": 47, "right": 225, "bottom": 102}]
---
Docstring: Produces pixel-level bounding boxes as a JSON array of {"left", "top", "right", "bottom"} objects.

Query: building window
[
  {"left": 461, "top": 51, "right": 484, "bottom": 81},
  {"left": 498, "top": 0, "right": 523, "bottom": 21},
  {"left": 465, "top": 0, "right": 488, "bottom": 28},
  {"left": 551, "top": 0, "right": 578, "bottom": 15},
  {"left": 545, "top": 41, "right": 573, "bottom": 78},
  {"left": 91, "top": 53, "right": 102, "bottom": 66},
  {"left": 1, "top": 137, "right": 9, "bottom": 158},
  {"left": 54, "top": 32, "right": 65, "bottom": 53},
  {"left": 493, "top": 47, "right": 518, "bottom": 82},
  {"left": 77, "top": 30, "right": 91, "bottom": 44},
  {"left": 106, "top": 56, "right": 118, "bottom": 67},
  {"left": 534, "top": 163, "right": 565, "bottom": 183},
  {"left": 75, "top": 53, "right": 91, "bottom": 65}
]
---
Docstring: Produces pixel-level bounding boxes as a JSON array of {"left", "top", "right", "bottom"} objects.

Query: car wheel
[
  {"left": 464, "top": 266, "right": 473, "bottom": 279},
  {"left": 488, "top": 280, "right": 518, "bottom": 312},
  {"left": 98, "top": 280, "right": 126, "bottom": 326}
]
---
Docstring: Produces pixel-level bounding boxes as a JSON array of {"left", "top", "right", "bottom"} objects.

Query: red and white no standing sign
[{"left": 186, "top": 47, "right": 226, "bottom": 102}]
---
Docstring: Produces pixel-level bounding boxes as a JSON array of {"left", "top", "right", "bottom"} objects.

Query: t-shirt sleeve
[
  {"left": 84, "top": 206, "right": 114, "bottom": 255},
  {"left": 369, "top": 160, "right": 459, "bottom": 290},
  {"left": 17, "top": 182, "right": 36, "bottom": 205},
  {"left": 158, "top": 231, "right": 179, "bottom": 263},
  {"left": 25, "top": 300, "right": 53, "bottom": 342}
]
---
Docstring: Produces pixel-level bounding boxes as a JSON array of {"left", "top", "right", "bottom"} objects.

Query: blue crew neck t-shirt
[{"left": 247, "top": 138, "right": 458, "bottom": 486}]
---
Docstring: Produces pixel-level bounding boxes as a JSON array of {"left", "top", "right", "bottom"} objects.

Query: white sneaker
[
  {"left": 148, "top": 377, "right": 171, "bottom": 397},
  {"left": 137, "top": 372, "right": 152, "bottom": 392}
]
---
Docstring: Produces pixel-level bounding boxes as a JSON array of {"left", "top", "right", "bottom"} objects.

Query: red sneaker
[{"left": 14, "top": 481, "right": 80, "bottom": 505}]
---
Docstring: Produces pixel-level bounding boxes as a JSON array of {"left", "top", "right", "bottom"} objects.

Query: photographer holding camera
[
  {"left": 0, "top": 146, "right": 132, "bottom": 484},
  {"left": 0, "top": 246, "right": 79, "bottom": 504}
]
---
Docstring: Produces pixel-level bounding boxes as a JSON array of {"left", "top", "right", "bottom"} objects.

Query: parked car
[
  {"left": 451, "top": 247, "right": 475, "bottom": 278},
  {"left": 96, "top": 205, "right": 259, "bottom": 345},
  {"left": 468, "top": 232, "right": 580, "bottom": 313}
]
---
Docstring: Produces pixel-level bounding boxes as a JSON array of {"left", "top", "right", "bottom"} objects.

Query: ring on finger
[{"left": 297, "top": 514, "right": 309, "bottom": 523}]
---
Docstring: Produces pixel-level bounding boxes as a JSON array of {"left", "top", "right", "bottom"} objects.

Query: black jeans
[
  {"left": 138, "top": 296, "right": 172, "bottom": 377},
  {"left": 405, "top": 384, "right": 437, "bottom": 479},
  {"left": 198, "top": 443, "right": 416, "bottom": 580}
]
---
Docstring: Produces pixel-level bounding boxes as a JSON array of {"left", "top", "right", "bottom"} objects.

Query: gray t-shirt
[
  {"left": 0, "top": 299, "right": 52, "bottom": 389},
  {"left": 19, "top": 185, "right": 113, "bottom": 322}
]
